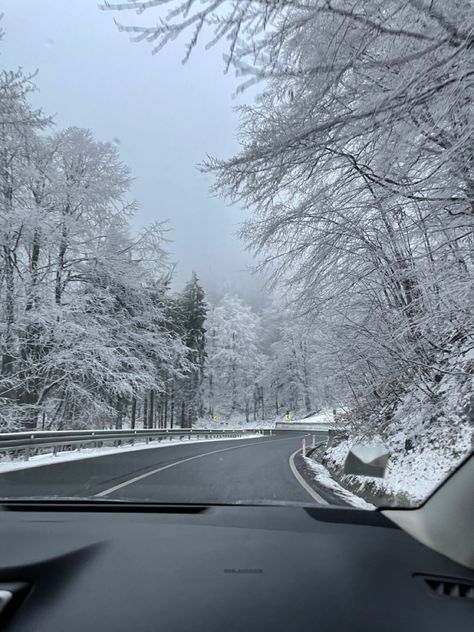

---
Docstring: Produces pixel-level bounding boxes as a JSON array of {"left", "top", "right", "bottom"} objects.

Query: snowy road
[{"left": 0, "top": 431, "right": 333, "bottom": 504}]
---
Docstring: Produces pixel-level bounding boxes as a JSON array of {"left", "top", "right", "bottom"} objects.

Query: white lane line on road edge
[
  {"left": 289, "top": 448, "right": 328, "bottom": 505},
  {"left": 95, "top": 436, "right": 296, "bottom": 498}
]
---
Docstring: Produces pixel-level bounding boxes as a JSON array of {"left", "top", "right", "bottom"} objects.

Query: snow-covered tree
[
  {"left": 0, "top": 51, "right": 188, "bottom": 430},
  {"left": 205, "top": 295, "right": 264, "bottom": 421},
  {"left": 174, "top": 272, "right": 207, "bottom": 427},
  {"left": 0, "top": 65, "right": 52, "bottom": 428},
  {"left": 263, "top": 309, "right": 317, "bottom": 417},
  {"left": 104, "top": 0, "right": 474, "bottom": 442}
]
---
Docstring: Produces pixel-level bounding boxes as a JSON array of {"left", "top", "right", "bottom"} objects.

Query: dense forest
[
  {"left": 0, "top": 32, "right": 325, "bottom": 431},
  {"left": 100, "top": 0, "right": 473, "bottom": 461}
]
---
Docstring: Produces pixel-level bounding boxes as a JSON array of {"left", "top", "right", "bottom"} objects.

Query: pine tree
[{"left": 175, "top": 273, "right": 207, "bottom": 427}]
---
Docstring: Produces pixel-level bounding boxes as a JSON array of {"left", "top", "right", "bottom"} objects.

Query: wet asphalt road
[{"left": 0, "top": 431, "right": 330, "bottom": 504}]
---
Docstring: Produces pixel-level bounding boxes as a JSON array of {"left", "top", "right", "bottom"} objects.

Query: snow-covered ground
[
  {"left": 297, "top": 410, "right": 337, "bottom": 424},
  {"left": 194, "top": 416, "right": 277, "bottom": 429},
  {"left": 194, "top": 409, "right": 338, "bottom": 429},
  {"left": 0, "top": 433, "right": 261, "bottom": 474},
  {"left": 302, "top": 413, "right": 332, "bottom": 424},
  {"left": 324, "top": 420, "right": 471, "bottom": 505},
  {"left": 322, "top": 347, "right": 473, "bottom": 506},
  {"left": 303, "top": 456, "right": 374, "bottom": 509}
]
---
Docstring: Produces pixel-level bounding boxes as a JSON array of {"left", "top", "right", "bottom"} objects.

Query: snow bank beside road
[
  {"left": 324, "top": 419, "right": 471, "bottom": 506},
  {"left": 194, "top": 417, "right": 276, "bottom": 429},
  {"left": 301, "top": 410, "right": 336, "bottom": 424},
  {"left": 193, "top": 408, "right": 338, "bottom": 429},
  {"left": 304, "top": 457, "right": 374, "bottom": 509},
  {"left": 322, "top": 347, "right": 473, "bottom": 506}
]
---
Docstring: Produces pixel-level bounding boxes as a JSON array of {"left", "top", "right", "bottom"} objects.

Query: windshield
[{"left": 0, "top": 0, "right": 472, "bottom": 510}]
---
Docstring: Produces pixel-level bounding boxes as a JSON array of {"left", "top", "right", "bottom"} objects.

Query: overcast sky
[{"left": 0, "top": 0, "right": 264, "bottom": 300}]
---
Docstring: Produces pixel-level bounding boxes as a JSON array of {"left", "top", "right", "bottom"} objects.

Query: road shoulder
[{"left": 291, "top": 448, "right": 351, "bottom": 506}]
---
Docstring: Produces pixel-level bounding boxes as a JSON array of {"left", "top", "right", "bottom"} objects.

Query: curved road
[{"left": 0, "top": 431, "right": 331, "bottom": 504}]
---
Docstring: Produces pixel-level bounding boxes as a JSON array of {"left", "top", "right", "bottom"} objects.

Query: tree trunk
[
  {"left": 131, "top": 397, "right": 137, "bottom": 429},
  {"left": 55, "top": 219, "right": 68, "bottom": 305},
  {"left": 159, "top": 393, "right": 164, "bottom": 428},
  {"left": 143, "top": 396, "right": 148, "bottom": 430},
  {"left": 27, "top": 227, "right": 41, "bottom": 308},
  {"left": 170, "top": 380, "right": 175, "bottom": 429},
  {"left": 0, "top": 158, "right": 15, "bottom": 387},
  {"left": 163, "top": 391, "right": 168, "bottom": 429},
  {"left": 180, "top": 400, "right": 185, "bottom": 428},
  {"left": 17, "top": 230, "right": 44, "bottom": 430},
  {"left": 1, "top": 246, "right": 16, "bottom": 383},
  {"left": 115, "top": 398, "right": 125, "bottom": 429},
  {"left": 148, "top": 389, "right": 155, "bottom": 429}
]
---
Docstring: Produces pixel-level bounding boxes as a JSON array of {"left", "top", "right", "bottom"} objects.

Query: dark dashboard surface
[{"left": 0, "top": 504, "right": 472, "bottom": 631}]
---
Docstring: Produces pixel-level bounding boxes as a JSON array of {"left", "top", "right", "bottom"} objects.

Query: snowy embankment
[
  {"left": 193, "top": 409, "right": 337, "bottom": 430},
  {"left": 303, "top": 456, "right": 374, "bottom": 509},
  {"left": 194, "top": 417, "right": 277, "bottom": 430},
  {"left": 300, "top": 410, "right": 337, "bottom": 424},
  {"left": 321, "top": 348, "right": 473, "bottom": 506},
  {"left": 0, "top": 434, "right": 261, "bottom": 475},
  {"left": 323, "top": 416, "right": 471, "bottom": 506}
]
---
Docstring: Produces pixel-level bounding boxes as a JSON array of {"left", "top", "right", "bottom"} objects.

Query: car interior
[{"left": 0, "top": 454, "right": 472, "bottom": 631}]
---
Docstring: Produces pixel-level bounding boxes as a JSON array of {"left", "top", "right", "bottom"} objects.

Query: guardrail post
[{"left": 302, "top": 438, "right": 306, "bottom": 458}]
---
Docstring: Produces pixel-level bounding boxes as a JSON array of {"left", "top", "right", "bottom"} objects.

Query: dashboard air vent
[{"left": 423, "top": 577, "right": 474, "bottom": 600}]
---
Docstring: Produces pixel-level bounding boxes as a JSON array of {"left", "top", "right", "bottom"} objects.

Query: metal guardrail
[
  {"left": 274, "top": 421, "right": 340, "bottom": 431},
  {"left": 0, "top": 428, "right": 271, "bottom": 462}
]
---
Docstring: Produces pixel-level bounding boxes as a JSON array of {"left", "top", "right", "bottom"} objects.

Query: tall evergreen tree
[{"left": 175, "top": 272, "right": 207, "bottom": 427}]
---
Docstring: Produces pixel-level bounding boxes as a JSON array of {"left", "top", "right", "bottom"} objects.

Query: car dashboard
[{"left": 0, "top": 503, "right": 472, "bottom": 631}]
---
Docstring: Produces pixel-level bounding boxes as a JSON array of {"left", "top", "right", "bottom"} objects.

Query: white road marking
[
  {"left": 95, "top": 435, "right": 298, "bottom": 498},
  {"left": 289, "top": 447, "right": 328, "bottom": 505}
]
